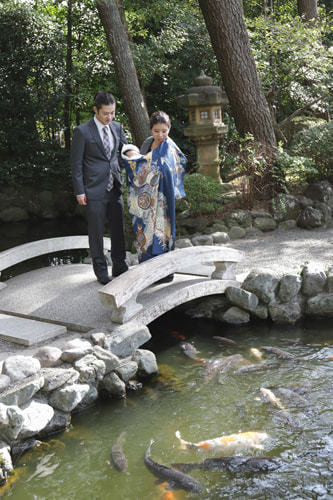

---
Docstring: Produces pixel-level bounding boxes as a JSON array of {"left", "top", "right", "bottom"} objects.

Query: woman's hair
[{"left": 150, "top": 110, "right": 171, "bottom": 129}]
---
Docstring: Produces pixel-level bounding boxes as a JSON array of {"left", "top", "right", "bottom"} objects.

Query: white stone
[
  {"left": 2, "top": 356, "right": 41, "bottom": 383},
  {"left": 18, "top": 400, "right": 54, "bottom": 439}
]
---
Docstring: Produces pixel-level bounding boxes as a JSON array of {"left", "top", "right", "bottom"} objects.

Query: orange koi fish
[
  {"left": 175, "top": 430, "right": 268, "bottom": 452},
  {"left": 170, "top": 331, "right": 186, "bottom": 340}
]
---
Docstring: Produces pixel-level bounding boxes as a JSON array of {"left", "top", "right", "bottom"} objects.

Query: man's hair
[
  {"left": 149, "top": 110, "right": 171, "bottom": 129},
  {"left": 94, "top": 91, "right": 115, "bottom": 110}
]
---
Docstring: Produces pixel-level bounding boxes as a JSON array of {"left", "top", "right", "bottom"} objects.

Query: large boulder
[
  {"left": 132, "top": 349, "right": 158, "bottom": 376},
  {"left": 41, "top": 368, "right": 79, "bottom": 393},
  {"left": 18, "top": 400, "right": 54, "bottom": 439},
  {"left": 2, "top": 356, "right": 41, "bottom": 383},
  {"left": 242, "top": 270, "right": 280, "bottom": 304},
  {"left": 271, "top": 194, "right": 301, "bottom": 222},
  {"left": 175, "top": 238, "right": 193, "bottom": 249},
  {"left": 225, "top": 286, "right": 259, "bottom": 312},
  {"left": 104, "top": 322, "right": 151, "bottom": 358},
  {"left": 224, "top": 210, "right": 252, "bottom": 228},
  {"left": 0, "top": 374, "right": 44, "bottom": 407},
  {"left": 191, "top": 234, "right": 214, "bottom": 246},
  {"left": 253, "top": 217, "right": 277, "bottom": 232},
  {"left": 61, "top": 339, "right": 93, "bottom": 363},
  {"left": 211, "top": 232, "right": 230, "bottom": 244},
  {"left": 228, "top": 226, "right": 246, "bottom": 239},
  {"left": 33, "top": 346, "right": 62, "bottom": 368},
  {"left": 222, "top": 307, "right": 250, "bottom": 325},
  {"left": 37, "top": 410, "right": 71, "bottom": 438},
  {"left": 304, "top": 181, "right": 333, "bottom": 208},
  {"left": 0, "top": 404, "right": 24, "bottom": 441},
  {"left": 115, "top": 361, "right": 138, "bottom": 383},
  {"left": 101, "top": 372, "right": 126, "bottom": 399},
  {"left": 48, "top": 383, "right": 90, "bottom": 412},
  {"left": 93, "top": 346, "right": 120, "bottom": 374},
  {"left": 306, "top": 293, "right": 333, "bottom": 317},
  {"left": 297, "top": 207, "right": 323, "bottom": 229},
  {"left": 268, "top": 301, "right": 302, "bottom": 324},
  {"left": 301, "top": 265, "right": 326, "bottom": 297},
  {"left": 73, "top": 354, "right": 105, "bottom": 383},
  {"left": 278, "top": 274, "right": 302, "bottom": 303}
]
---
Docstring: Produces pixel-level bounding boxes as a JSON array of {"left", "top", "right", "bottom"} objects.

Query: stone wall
[{"left": 0, "top": 326, "right": 158, "bottom": 485}]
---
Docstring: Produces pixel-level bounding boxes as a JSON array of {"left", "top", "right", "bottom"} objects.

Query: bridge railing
[
  {"left": 99, "top": 245, "right": 244, "bottom": 324},
  {"left": 0, "top": 235, "right": 111, "bottom": 276}
]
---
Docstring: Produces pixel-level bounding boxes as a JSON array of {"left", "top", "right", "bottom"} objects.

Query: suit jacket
[{"left": 70, "top": 118, "right": 128, "bottom": 200}]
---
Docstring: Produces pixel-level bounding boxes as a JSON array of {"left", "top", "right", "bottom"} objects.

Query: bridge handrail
[
  {"left": 0, "top": 235, "right": 111, "bottom": 273},
  {"left": 99, "top": 245, "right": 244, "bottom": 323}
]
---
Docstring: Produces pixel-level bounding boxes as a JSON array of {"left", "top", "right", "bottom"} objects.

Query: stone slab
[{"left": 0, "top": 314, "right": 67, "bottom": 346}]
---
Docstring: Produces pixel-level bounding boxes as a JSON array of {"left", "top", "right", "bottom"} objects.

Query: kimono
[{"left": 123, "top": 137, "right": 186, "bottom": 262}]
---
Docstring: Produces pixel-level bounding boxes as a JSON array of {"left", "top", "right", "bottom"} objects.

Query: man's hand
[{"left": 76, "top": 194, "right": 87, "bottom": 205}]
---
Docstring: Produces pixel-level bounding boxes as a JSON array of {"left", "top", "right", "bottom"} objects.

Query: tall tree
[
  {"left": 297, "top": 0, "right": 318, "bottom": 23},
  {"left": 198, "top": 0, "right": 276, "bottom": 148},
  {"left": 95, "top": 0, "right": 150, "bottom": 145},
  {"left": 64, "top": 0, "right": 73, "bottom": 151}
]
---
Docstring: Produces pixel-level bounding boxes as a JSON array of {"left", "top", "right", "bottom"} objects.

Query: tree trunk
[
  {"left": 198, "top": 0, "right": 276, "bottom": 148},
  {"left": 297, "top": 0, "right": 318, "bottom": 23},
  {"left": 95, "top": 0, "right": 150, "bottom": 146},
  {"left": 64, "top": 0, "right": 73, "bottom": 151}
]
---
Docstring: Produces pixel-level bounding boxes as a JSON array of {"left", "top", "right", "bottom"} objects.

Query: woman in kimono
[{"left": 122, "top": 111, "right": 187, "bottom": 283}]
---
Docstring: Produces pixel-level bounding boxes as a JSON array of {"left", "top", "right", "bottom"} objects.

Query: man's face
[{"left": 94, "top": 103, "right": 116, "bottom": 125}]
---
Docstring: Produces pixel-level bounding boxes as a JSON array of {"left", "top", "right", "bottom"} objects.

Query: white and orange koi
[
  {"left": 259, "top": 387, "right": 286, "bottom": 411},
  {"left": 249, "top": 348, "right": 263, "bottom": 360},
  {"left": 175, "top": 430, "right": 268, "bottom": 452}
]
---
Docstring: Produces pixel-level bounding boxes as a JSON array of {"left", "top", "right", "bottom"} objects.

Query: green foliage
[
  {"left": 289, "top": 121, "right": 333, "bottom": 181},
  {"left": 275, "top": 147, "right": 317, "bottom": 186},
  {"left": 176, "top": 173, "right": 224, "bottom": 217}
]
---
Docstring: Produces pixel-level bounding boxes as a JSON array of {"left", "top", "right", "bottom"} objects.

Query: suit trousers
[{"left": 86, "top": 187, "right": 126, "bottom": 279}]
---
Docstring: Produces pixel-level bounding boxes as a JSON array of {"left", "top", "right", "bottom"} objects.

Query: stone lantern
[{"left": 177, "top": 71, "right": 228, "bottom": 182}]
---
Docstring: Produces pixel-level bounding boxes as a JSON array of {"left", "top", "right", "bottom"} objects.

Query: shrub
[
  {"left": 289, "top": 121, "right": 333, "bottom": 181},
  {"left": 176, "top": 173, "right": 224, "bottom": 217}
]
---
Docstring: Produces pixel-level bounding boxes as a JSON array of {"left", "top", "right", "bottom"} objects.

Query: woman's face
[{"left": 152, "top": 122, "right": 170, "bottom": 145}]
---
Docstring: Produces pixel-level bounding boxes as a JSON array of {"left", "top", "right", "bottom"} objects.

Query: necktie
[{"left": 102, "top": 126, "right": 113, "bottom": 191}]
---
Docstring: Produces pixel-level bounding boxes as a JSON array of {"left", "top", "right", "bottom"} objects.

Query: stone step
[{"left": 0, "top": 313, "right": 67, "bottom": 346}]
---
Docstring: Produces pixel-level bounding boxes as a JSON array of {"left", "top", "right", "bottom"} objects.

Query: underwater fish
[
  {"left": 172, "top": 456, "right": 283, "bottom": 474},
  {"left": 261, "top": 346, "right": 295, "bottom": 359},
  {"left": 212, "top": 336, "right": 238, "bottom": 346},
  {"left": 259, "top": 388, "right": 286, "bottom": 411},
  {"left": 204, "top": 354, "right": 245, "bottom": 383},
  {"left": 249, "top": 347, "right": 263, "bottom": 360},
  {"left": 175, "top": 430, "right": 268, "bottom": 452},
  {"left": 110, "top": 432, "right": 128, "bottom": 472},
  {"left": 236, "top": 361, "right": 280, "bottom": 374},
  {"left": 270, "top": 387, "right": 309, "bottom": 407},
  {"left": 179, "top": 342, "right": 204, "bottom": 363},
  {"left": 170, "top": 331, "right": 186, "bottom": 340},
  {"left": 144, "top": 439, "right": 203, "bottom": 495}
]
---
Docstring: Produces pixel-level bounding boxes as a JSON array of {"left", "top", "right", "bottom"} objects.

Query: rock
[
  {"left": 211, "top": 232, "right": 230, "bottom": 244},
  {"left": 228, "top": 226, "right": 246, "bottom": 239},
  {"left": 2, "top": 356, "right": 41, "bottom": 383},
  {"left": 61, "top": 339, "right": 93, "bottom": 362},
  {"left": 185, "top": 296, "right": 229, "bottom": 319},
  {"left": 37, "top": 410, "right": 71, "bottom": 438},
  {"left": 90, "top": 332, "right": 106, "bottom": 346},
  {"left": 253, "top": 217, "right": 277, "bottom": 232},
  {"left": 48, "top": 383, "right": 90, "bottom": 412},
  {"left": 101, "top": 372, "right": 126, "bottom": 399},
  {"left": 0, "top": 403, "right": 24, "bottom": 441},
  {"left": 208, "top": 222, "right": 229, "bottom": 233},
  {"left": 115, "top": 361, "right": 138, "bottom": 383},
  {"left": 327, "top": 267, "right": 333, "bottom": 293},
  {"left": 0, "top": 207, "right": 29, "bottom": 222},
  {"left": 0, "top": 442, "right": 13, "bottom": 473},
  {"left": 277, "top": 220, "right": 297, "bottom": 231},
  {"left": 0, "top": 375, "right": 10, "bottom": 393},
  {"left": 104, "top": 322, "right": 151, "bottom": 358},
  {"left": 271, "top": 194, "right": 301, "bottom": 222},
  {"left": 75, "top": 384, "right": 99, "bottom": 411},
  {"left": 313, "top": 201, "right": 332, "bottom": 224},
  {"left": 304, "top": 181, "right": 333, "bottom": 207},
  {"left": 225, "top": 286, "right": 259, "bottom": 312},
  {"left": 301, "top": 265, "right": 326, "bottom": 296},
  {"left": 41, "top": 368, "right": 79, "bottom": 392},
  {"left": 175, "top": 238, "right": 193, "bottom": 249},
  {"left": 33, "top": 346, "right": 62, "bottom": 368},
  {"left": 126, "top": 380, "right": 143, "bottom": 391},
  {"left": 242, "top": 269, "right": 280, "bottom": 304},
  {"left": 278, "top": 274, "right": 302, "bottom": 303},
  {"left": 253, "top": 303, "right": 268, "bottom": 320},
  {"left": 18, "top": 400, "right": 54, "bottom": 439},
  {"left": 132, "top": 350, "right": 158, "bottom": 376},
  {"left": 297, "top": 207, "right": 323, "bottom": 229},
  {"left": 250, "top": 210, "right": 272, "bottom": 218},
  {"left": 269, "top": 301, "right": 302, "bottom": 324},
  {"left": 93, "top": 346, "right": 120, "bottom": 374},
  {"left": 225, "top": 210, "right": 252, "bottom": 228},
  {"left": 0, "top": 374, "right": 44, "bottom": 407},
  {"left": 179, "top": 217, "right": 209, "bottom": 233},
  {"left": 245, "top": 227, "right": 263, "bottom": 237},
  {"left": 306, "top": 293, "right": 333, "bottom": 317},
  {"left": 222, "top": 307, "right": 250, "bottom": 325},
  {"left": 73, "top": 354, "right": 105, "bottom": 383},
  {"left": 191, "top": 234, "right": 214, "bottom": 246}
]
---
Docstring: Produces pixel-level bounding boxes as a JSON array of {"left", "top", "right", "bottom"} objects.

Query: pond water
[{"left": 2, "top": 315, "right": 332, "bottom": 499}]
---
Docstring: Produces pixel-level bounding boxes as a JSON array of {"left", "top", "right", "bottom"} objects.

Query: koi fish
[
  {"left": 110, "top": 432, "right": 128, "bottom": 472},
  {"left": 204, "top": 354, "right": 245, "bottom": 382},
  {"left": 236, "top": 361, "right": 280, "bottom": 374},
  {"left": 179, "top": 342, "right": 205, "bottom": 363},
  {"left": 175, "top": 430, "right": 268, "bottom": 452},
  {"left": 261, "top": 346, "right": 295, "bottom": 359},
  {"left": 144, "top": 439, "right": 203, "bottom": 495},
  {"left": 170, "top": 331, "right": 186, "bottom": 340},
  {"left": 212, "top": 336, "right": 238, "bottom": 346},
  {"left": 249, "top": 348, "right": 263, "bottom": 360},
  {"left": 172, "top": 456, "right": 283, "bottom": 474},
  {"left": 259, "top": 388, "right": 286, "bottom": 411}
]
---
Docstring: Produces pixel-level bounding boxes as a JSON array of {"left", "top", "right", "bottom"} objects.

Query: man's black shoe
[
  {"left": 97, "top": 275, "right": 112, "bottom": 285},
  {"left": 155, "top": 274, "right": 174, "bottom": 285}
]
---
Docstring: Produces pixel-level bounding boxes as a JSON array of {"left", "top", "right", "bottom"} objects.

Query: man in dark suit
[{"left": 70, "top": 91, "right": 132, "bottom": 284}]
